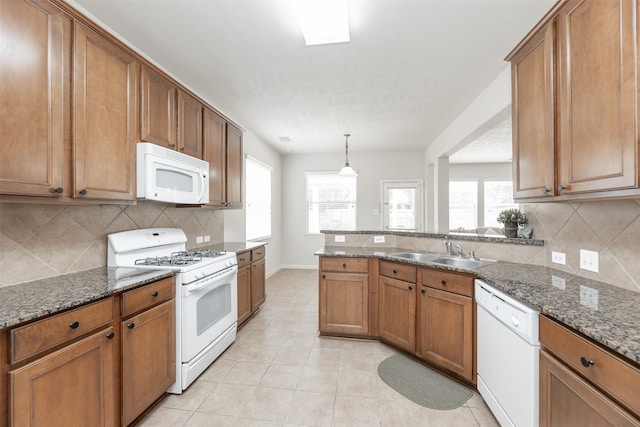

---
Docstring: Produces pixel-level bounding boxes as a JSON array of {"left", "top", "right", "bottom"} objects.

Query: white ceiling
[{"left": 74, "top": 0, "right": 554, "bottom": 156}]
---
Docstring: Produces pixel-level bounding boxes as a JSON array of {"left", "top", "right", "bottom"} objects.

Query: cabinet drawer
[
  {"left": 236, "top": 251, "right": 251, "bottom": 268},
  {"left": 379, "top": 261, "right": 416, "bottom": 283},
  {"left": 421, "top": 269, "right": 473, "bottom": 297},
  {"left": 10, "top": 298, "right": 114, "bottom": 364},
  {"left": 320, "top": 257, "right": 369, "bottom": 273},
  {"left": 251, "top": 246, "right": 265, "bottom": 261},
  {"left": 121, "top": 278, "right": 175, "bottom": 318},
  {"left": 540, "top": 316, "right": 640, "bottom": 417}
]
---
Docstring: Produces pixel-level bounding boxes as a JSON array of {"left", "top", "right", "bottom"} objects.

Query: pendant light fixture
[{"left": 338, "top": 133, "right": 357, "bottom": 176}]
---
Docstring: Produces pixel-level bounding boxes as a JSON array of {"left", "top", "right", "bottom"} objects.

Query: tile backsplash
[
  {"left": 523, "top": 199, "right": 640, "bottom": 293},
  {"left": 0, "top": 201, "right": 224, "bottom": 287}
]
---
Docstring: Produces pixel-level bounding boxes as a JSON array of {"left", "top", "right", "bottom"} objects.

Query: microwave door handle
[{"left": 198, "top": 171, "right": 206, "bottom": 203}]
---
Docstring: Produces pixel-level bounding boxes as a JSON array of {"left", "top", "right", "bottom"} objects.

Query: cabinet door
[
  {"left": 203, "top": 107, "right": 226, "bottom": 206},
  {"left": 122, "top": 299, "right": 175, "bottom": 426},
  {"left": 319, "top": 272, "right": 369, "bottom": 335},
  {"left": 378, "top": 275, "right": 415, "bottom": 352},
  {"left": 9, "top": 328, "right": 115, "bottom": 427},
  {"left": 0, "top": 0, "right": 68, "bottom": 197},
  {"left": 510, "top": 22, "right": 555, "bottom": 199},
  {"left": 417, "top": 287, "right": 473, "bottom": 382},
  {"left": 251, "top": 258, "right": 266, "bottom": 312},
  {"left": 237, "top": 265, "right": 252, "bottom": 325},
  {"left": 73, "top": 22, "right": 137, "bottom": 200},
  {"left": 177, "top": 90, "right": 203, "bottom": 159},
  {"left": 557, "top": 0, "right": 638, "bottom": 194},
  {"left": 225, "top": 123, "right": 243, "bottom": 208},
  {"left": 540, "top": 351, "right": 640, "bottom": 427},
  {"left": 140, "top": 66, "right": 176, "bottom": 149}
]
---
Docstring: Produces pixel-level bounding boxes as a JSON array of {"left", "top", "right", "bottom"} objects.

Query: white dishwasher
[{"left": 475, "top": 280, "right": 540, "bottom": 427}]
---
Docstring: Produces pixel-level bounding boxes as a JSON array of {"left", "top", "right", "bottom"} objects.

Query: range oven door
[{"left": 181, "top": 265, "right": 238, "bottom": 362}]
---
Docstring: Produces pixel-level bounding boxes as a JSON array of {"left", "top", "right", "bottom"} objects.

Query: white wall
[
  {"left": 449, "top": 162, "right": 512, "bottom": 181},
  {"left": 224, "top": 131, "right": 283, "bottom": 276},
  {"left": 424, "top": 67, "right": 512, "bottom": 232},
  {"left": 282, "top": 150, "right": 425, "bottom": 268}
]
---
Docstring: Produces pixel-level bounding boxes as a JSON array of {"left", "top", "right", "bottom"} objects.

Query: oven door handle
[{"left": 183, "top": 267, "right": 237, "bottom": 296}]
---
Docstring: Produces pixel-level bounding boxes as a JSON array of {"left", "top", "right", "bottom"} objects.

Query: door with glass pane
[{"left": 382, "top": 181, "right": 423, "bottom": 231}]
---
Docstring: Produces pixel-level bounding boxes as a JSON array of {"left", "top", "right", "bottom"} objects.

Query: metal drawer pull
[
  {"left": 106, "top": 332, "right": 115, "bottom": 339},
  {"left": 393, "top": 269, "right": 397, "bottom": 274},
  {"left": 152, "top": 291, "right": 159, "bottom": 297},
  {"left": 69, "top": 321, "right": 80, "bottom": 329},
  {"left": 127, "top": 323, "right": 135, "bottom": 329},
  {"left": 580, "top": 357, "right": 594, "bottom": 368},
  {"left": 441, "top": 279, "right": 447, "bottom": 286}
]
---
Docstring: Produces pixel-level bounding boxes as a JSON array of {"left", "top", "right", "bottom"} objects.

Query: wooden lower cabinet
[
  {"left": 540, "top": 350, "right": 640, "bottom": 427},
  {"left": 236, "top": 246, "right": 267, "bottom": 327},
  {"left": 121, "top": 299, "right": 175, "bottom": 426},
  {"left": 9, "top": 327, "right": 116, "bottom": 427},
  {"left": 417, "top": 286, "right": 473, "bottom": 382},
  {"left": 319, "top": 271, "right": 369, "bottom": 336},
  {"left": 378, "top": 274, "right": 416, "bottom": 353},
  {"left": 237, "top": 264, "right": 252, "bottom": 325}
]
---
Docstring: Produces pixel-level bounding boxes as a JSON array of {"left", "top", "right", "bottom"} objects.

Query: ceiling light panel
[{"left": 298, "top": 0, "right": 350, "bottom": 46}]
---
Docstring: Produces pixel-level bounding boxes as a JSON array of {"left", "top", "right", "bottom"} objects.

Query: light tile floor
[{"left": 137, "top": 269, "right": 500, "bottom": 427}]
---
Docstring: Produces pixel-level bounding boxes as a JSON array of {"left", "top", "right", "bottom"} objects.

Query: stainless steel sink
[
  {"left": 388, "top": 251, "right": 440, "bottom": 263},
  {"left": 389, "top": 251, "right": 494, "bottom": 269},
  {"left": 430, "top": 257, "right": 490, "bottom": 268}
]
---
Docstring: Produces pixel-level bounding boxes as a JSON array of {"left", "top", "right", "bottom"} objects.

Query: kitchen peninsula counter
[
  {"left": 0, "top": 267, "right": 174, "bottom": 329},
  {"left": 316, "top": 246, "right": 640, "bottom": 365}
]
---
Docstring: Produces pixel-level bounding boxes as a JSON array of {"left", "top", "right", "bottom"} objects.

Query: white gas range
[{"left": 107, "top": 228, "right": 237, "bottom": 394}]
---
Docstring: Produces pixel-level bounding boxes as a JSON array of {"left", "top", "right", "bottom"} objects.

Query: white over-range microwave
[{"left": 137, "top": 142, "right": 210, "bottom": 204}]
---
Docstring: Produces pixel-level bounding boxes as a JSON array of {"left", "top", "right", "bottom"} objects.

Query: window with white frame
[
  {"left": 246, "top": 156, "right": 271, "bottom": 240},
  {"left": 449, "top": 180, "right": 478, "bottom": 231},
  {"left": 306, "top": 172, "right": 356, "bottom": 234},
  {"left": 484, "top": 180, "right": 518, "bottom": 227}
]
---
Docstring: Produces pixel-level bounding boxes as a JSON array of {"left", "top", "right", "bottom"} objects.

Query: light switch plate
[
  {"left": 196, "top": 236, "right": 204, "bottom": 244},
  {"left": 374, "top": 236, "right": 385, "bottom": 243},
  {"left": 204, "top": 235, "right": 211, "bottom": 242},
  {"left": 334, "top": 235, "right": 346, "bottom": 243},
  {"left": 580, "top": 249, "right": 599, "bottom": 273},
  {"left": 551, "top": 251, "right": 566, "bottom": 265}
]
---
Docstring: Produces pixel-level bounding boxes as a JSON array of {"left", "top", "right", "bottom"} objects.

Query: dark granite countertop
[
  {"left": 316, "top": 246, "right": 640, "bottom": 365},
  {"left": 204, "top": 241, "right": 267, "bottom": 253},
  {"left": 0, "top": 267, "right": 175, "bottom": 330}
]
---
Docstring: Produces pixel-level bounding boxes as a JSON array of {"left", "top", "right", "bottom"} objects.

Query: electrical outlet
[
  {"left": 551, "top": 251, "right": 566, "bottom": 265},
  {"left": 334, "top": 235, "right": 346, "bottom": 243},
  {"left": 204, "top": 235, "right": 211, "bottom": 242},
  {"left": 196, "top": 236, "right": 204, "bottom": 244},
  {"left": 374, "top": 236, "right": 385, "bottom": 243},
  {"left": 580, "top": 249, "right": 599, "bottom": 273}
]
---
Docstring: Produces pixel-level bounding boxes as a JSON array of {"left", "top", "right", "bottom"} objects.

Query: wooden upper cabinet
[
  {"left": 510, "top": 22, "right": 555, "bottom": 199},
  {"left": 203, "top": 107, "right": 227, "bottom": 206},
  {"left": 508, "top": 0, "right": 639, "bottom": 200},
  {"left": 556, "top": 0, "right": 638, "bottom": 194},
  {"left": 140, "top": 66, "right": 177, "bottom": 149},
  {"left": 0, "top": 0, "right": 69, "bottom": 197},
  {"left": 226, "top": 123, "right": 244, "bottom": 208},
  {"left": 177, "top": 90, "right": 203, "bottom": 159},
  {"left": 73, "top": 21, "right": 137, "bottom": 201}
]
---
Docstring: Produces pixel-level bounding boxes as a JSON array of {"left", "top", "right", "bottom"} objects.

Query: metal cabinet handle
[
  {"left": 152, "top": 291, "right": 159, "bottom": 297},
  {"left": 393, "top": 269, "right": 398, "bottom": 274},
  {"left": 342, "top": 263, "right": 347, "bottom": 268},
  {"left": 322, "top": 274, "right": 326, "bottom": 279},
  {"left": 408, "top": 286, "right": 413, "bottom": 291},
  {"left": 54, "top": 187, "right": 64, "bottom": 194},
  {"left": 558, "top": 184, "right": 567, "bottom": 192},
  {"left": 441, "top": 279, "right": 447, "bottom": 286},
  {"left": 79, "top": 189, "right": 87, "bottom": 195},
  {"left": 127, "top": 323, "right": 135, "bottom": 329},
  {"left": 169, "top": 143, "right": 176, "bottom": 148},
  {"left": 543, "top": 187, "right": 551, "bottom": 194},
  {"left": 179, "top": 147, "right": 185, "bottom": 151},
  {"left": 421, "top": 289, "right": 426, "bottom": 294},
  {"left": 69, "top": 321, "right": 80, "bottom": 329},
  {"left": 106, "top": 332, "right": 115, "bottom": 339},
  {"left": 580, "top": 357, "right": 594, "bottom": 368}
]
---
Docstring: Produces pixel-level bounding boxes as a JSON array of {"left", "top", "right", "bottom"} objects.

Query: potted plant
[{"left": 497, "top": 208, "right": 527, "bottom": 238}]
